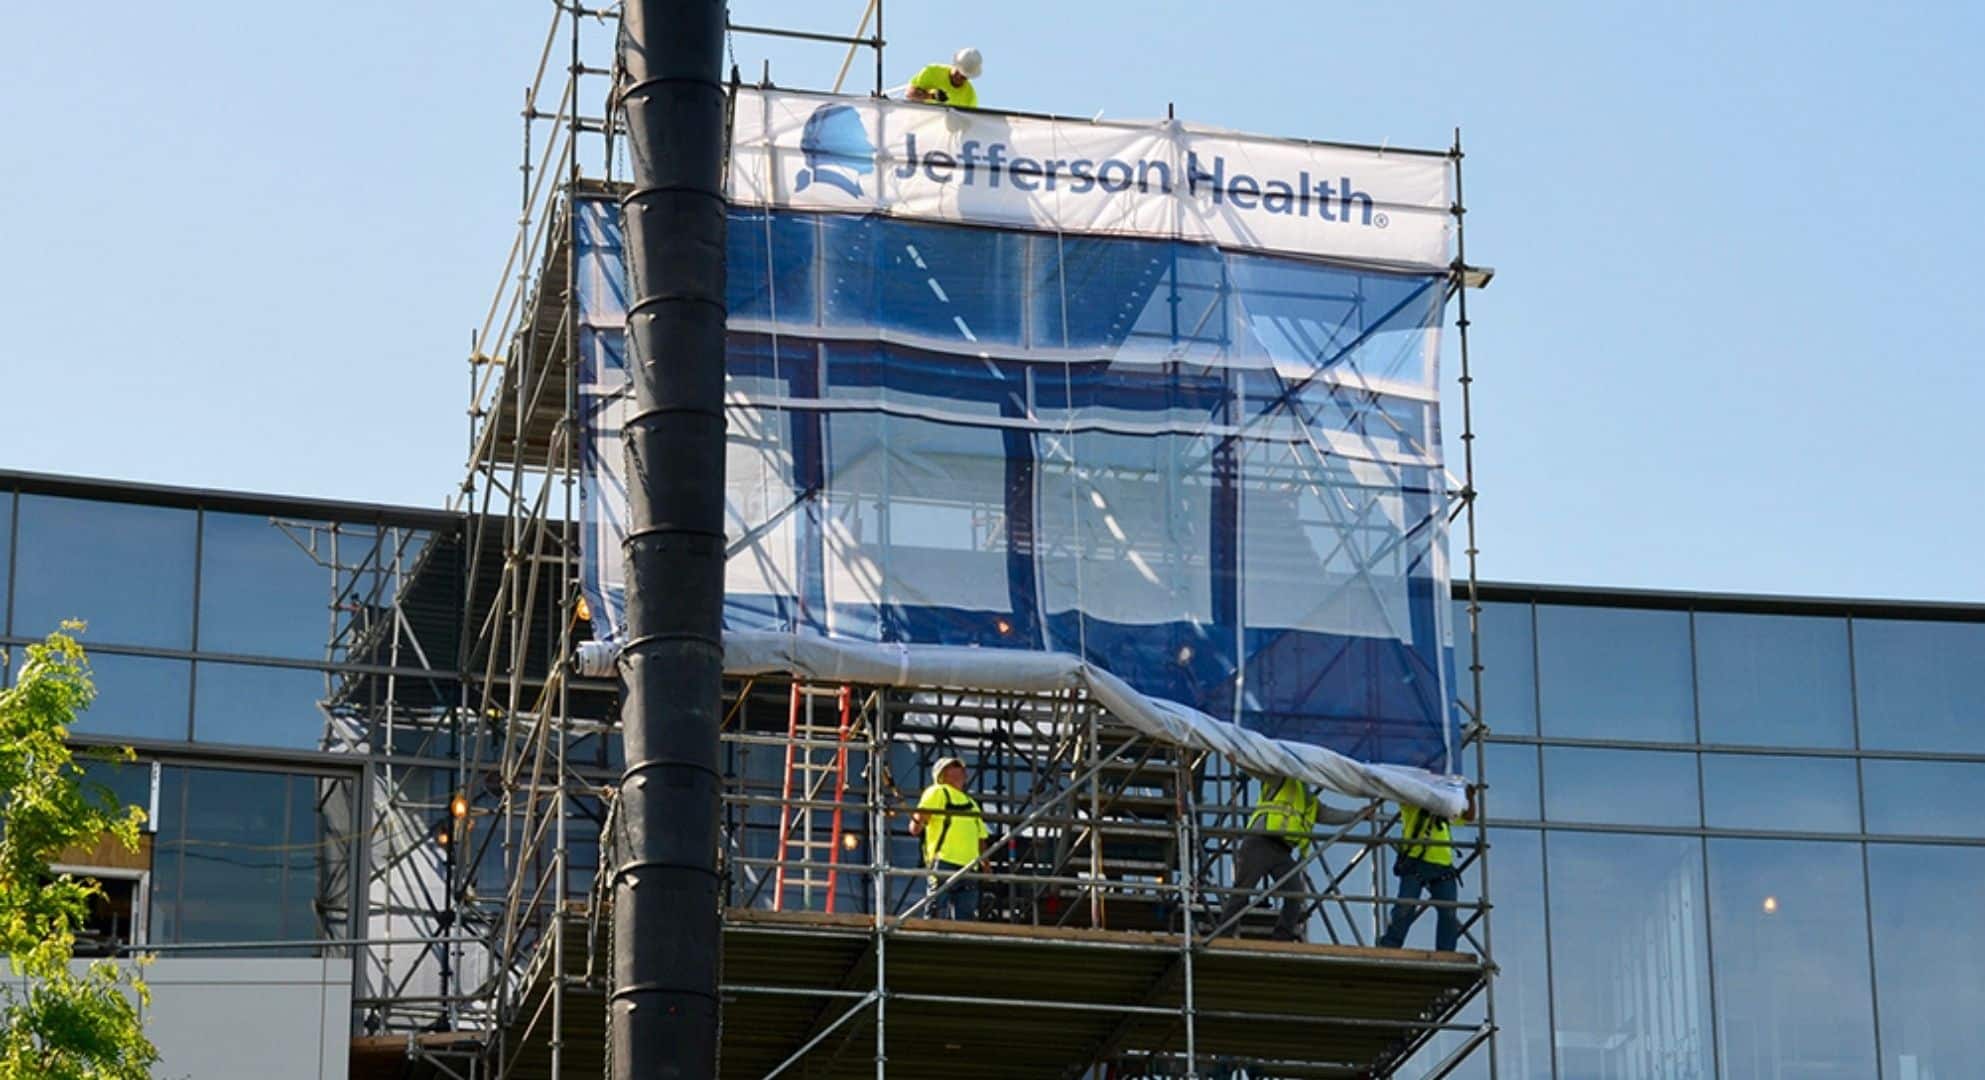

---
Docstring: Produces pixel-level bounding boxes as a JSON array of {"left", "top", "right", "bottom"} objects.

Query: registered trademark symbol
[{"left": 1374, "top": 212, "right": 1390, "bottom": 228}]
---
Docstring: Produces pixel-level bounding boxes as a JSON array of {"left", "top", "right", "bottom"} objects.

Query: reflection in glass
[
  {"left": 1453, "top": 600, "right": 1538, "bottom": 735},
  {"left": 1854, "top": 618, "right": 1985, "bottom": 754},
  {"left": 1393, "top": 999, "right": 1490, "bottom": 1080},
  {"left": 1861, "top": 760, "right": 1985, "bottom": 838},
  {"left": 1546, "top": 831, "right": 1714, "bottom": 1077},
  {"left": 1701, "top": 754, "right": 1861, "bottom": 833},
  {"left": 1868, "top": 845, "right": 1985, "bottom": 1079},
  {"left": 1708, "top": 838, "right": 1877, "bottom": 1079},
  {"left": 0, "top": 490, "right": 13, "bottom": 630},
  {"left": 1488, "top": 828, "right": 1553, "bottom": 1079},
  {"left": 12, "top": 495, "right": 196, "bottom": 648},
  {"left": 152, "top": 766, "right": 352, "bottom": 949},
  {"left": 77, "top": 758, "right": 157, "bottom": 829},
  {"left": 1542, "top": 746, "right": 1700, "bottom": 828},
  {"left": 1482, "top": 741, "right": 1541, "bottom": 821},
  {"left": 1389, "top": 829, "right": 1551, "bottom": 1080},
  {"left": 1536, "top": 604, "right": 1695, "bottom": 741},
  {"left": 193, "top": 661, "right": 346, "bottom": 751},
  {"left": 70, "top": 652, "right": 191, "bottom": 742},
  {"left": 197, "top": 511, "right": 336, "bottom": 661},
  {"left": 1695, "top": 612, "right": 1854, "bottom": 748}
]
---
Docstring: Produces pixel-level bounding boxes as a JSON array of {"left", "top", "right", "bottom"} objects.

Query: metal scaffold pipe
[{"left": 611, "top": 0, "right": 728, "bottom": 1077}]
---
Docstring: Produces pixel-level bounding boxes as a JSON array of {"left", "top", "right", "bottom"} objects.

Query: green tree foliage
[{"left": 0, "top": 627, "right": 158, "bottom": 1079}]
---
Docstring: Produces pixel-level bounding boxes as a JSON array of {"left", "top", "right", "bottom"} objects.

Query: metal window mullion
[
  {"left": 186, "top": 509, "right": 205, "bottom": 741},
  {"left": 1696, "top": 831, "right": 1723, "bottom": 1080}
]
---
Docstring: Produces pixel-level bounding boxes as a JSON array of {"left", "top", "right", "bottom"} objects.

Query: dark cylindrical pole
[{"left": 611, "top": 1, "right": 728, "bottom": 1077}]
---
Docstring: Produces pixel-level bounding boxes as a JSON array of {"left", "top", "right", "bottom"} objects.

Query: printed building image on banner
[{"left": 581, "top": 88, "right": 1464, "bottom": 811}]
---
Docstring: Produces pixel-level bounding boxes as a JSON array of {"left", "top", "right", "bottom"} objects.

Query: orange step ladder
[{"left": 772, "top": 683, "right": 856, "bottom": 912}]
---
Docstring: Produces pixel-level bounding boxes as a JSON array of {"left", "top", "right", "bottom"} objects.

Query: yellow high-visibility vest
[
  {"left": 917, "top": 782, "right": 988, "bottom": 866},
  {"left": 910, "top": 63, "right": 978, "bottom": 108},
  {"left": 1398, "top": 804, "right": 1455, "bottom": 867},
  {"left": 1247, "top": 777, "right": 1319, "bottom": 855}
]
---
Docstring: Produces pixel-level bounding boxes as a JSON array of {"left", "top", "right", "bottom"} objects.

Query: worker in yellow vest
[
  {"left": 906, "top": 48, "right": 982, "bottom": 109},
  {"left": 1377, "top": 788, "right": 1477, "bottom": 952},
  {"left": 1216, "top": 774, "right": 1357, "bottom": 941},
  {"left": 908, "top": 755, "right": 991, "bottom": 919}
]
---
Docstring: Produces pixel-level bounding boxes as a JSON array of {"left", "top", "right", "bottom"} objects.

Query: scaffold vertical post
[
  {"left": 1178, "top": 754, "right": 1199, "bottom": 1079},
  {"left": 873, "top": 0, "right": 886, "bottom": 98},
  {"left": 1088, "top": 701, "right": 1104, "bottom": 927},
  {"left": 872, "top": 690, "right": 888, "bottom": 1079},
  {"left": 1452, "top": 125, "right": 1500, "bottom": 1080}
]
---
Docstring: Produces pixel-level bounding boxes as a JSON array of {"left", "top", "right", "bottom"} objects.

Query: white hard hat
[
  {"left": 932, "top": 756, "right": 968, "bottom": 779},
  {"left": 952, "top": 47, "right": 983, "bottom": 79}
]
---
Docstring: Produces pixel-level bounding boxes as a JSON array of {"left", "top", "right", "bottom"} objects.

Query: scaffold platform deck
[{"left": 494, "top": 908, "right": 1485, "bottom": 1079}]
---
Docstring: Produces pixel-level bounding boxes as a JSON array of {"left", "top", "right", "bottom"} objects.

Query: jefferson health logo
[{"left": 793, "top": 103, "right": 875, "bottom": 197}]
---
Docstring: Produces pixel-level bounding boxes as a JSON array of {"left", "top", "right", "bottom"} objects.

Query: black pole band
[{"left": 613, "top": 1, "right": 727, "bottom": 1077}]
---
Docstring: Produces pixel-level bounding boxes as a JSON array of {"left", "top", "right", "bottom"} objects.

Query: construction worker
[
  {"left": 1377, "top": 788, "right": 1478, "bottom": 952},
  {"left": 1216, "top": 774, "right": 1357, "bottom": 941},
  {"left": 906, "top": 47, "right": 982, "bottom": 109},
  {"left": 908, "top": 755, "right": 991, "bottom": 919}
]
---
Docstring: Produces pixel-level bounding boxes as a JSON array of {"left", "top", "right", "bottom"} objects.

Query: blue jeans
[
  {"left": 927, "top": 862, "right": 980, "bottom": 920},
  {"left": 1379, "top": 858, "right": 1460, "bottom": 951}
]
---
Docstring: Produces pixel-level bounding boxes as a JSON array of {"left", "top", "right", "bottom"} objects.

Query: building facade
[
  {"left": 4, "top": 468, "right": 1981, "bottom": 1079},
  {"left": 1404, "top": 584, "right": 1985, "bottom": 1080}
]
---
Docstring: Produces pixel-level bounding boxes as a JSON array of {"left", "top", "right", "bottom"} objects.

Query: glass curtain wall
[
  {"left": 0, "top": 478, "right": 457, "bottom": 957},
  {"left": 1, "top": 486, "right": 448, "bottom": 752},
  {"left": 1446, "top": 592, "right": 1985, "bottom": 1080}
]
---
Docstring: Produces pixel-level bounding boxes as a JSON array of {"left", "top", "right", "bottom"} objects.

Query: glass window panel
[
  {"left": 1868, "top": 844, "right": 1985, "bottom": 1079},
  {"left": 1392, "top": 999, "right": 1489, "bottom": 1080},
  {"left": 1696, "top": 611, "right": 1855, "bottom": 748},
  {"left": 12, "top": 495, "right": 195, "bottom": 648},
  {"left": 1387, "top": 828, "right": 1550, "bottom": 1080},
  {"left": 196, "top": 511, "right": 336, "bottom": 661},
  {"left": 1701, "top": 753, "right": 1862, "bottom": 833},
  {"left": 1452, "top": 600, "right": 1538, "bottom": 735},
  {"left": 1862, "top": 760, "right": 1985, "bottom": 838},
  {"left": 71, "top": 653, "right": 190, "bottom": 742},
  {"left": 289, "top": 774, "right": 355, "bottom": 942},
  {"left": 1546, "top": 831, "right": 1714, "bottom": 1078},
  {"left": 1489, "top": 828, "right": 1552, "bottom": 1079},
  {"left": 1854, "top": 618, "right": 1985, "bottom": 754},
  {"left": 152, "top": 766, "right": 351, "bottom": 951},
  {"left": 150, "top": 766, "right": 187, "bottom": 944},
  {"left": 1481, "top": 741, "right": 1540, "bottom": 821},
  {"left": 160, "top": 766, "right": 290, "bottom": 945},
  {"left": 1707, "top": 838, "right": 1877, "bottom": 1080},
  {"left": 77, "top": 759, "right": 156, "bottom": 830},
  {"left": 0, "top": 489, "right": 13, "bottom": 630},
  {"left": 193, "top": 661, "right": 345, "bottom": 751},
  {"left": 1536, "top": 604, "right": 1695, "bottom": 741},
  {"left": 1542, "top": 746, "right": 1700, "bottom": 828}
]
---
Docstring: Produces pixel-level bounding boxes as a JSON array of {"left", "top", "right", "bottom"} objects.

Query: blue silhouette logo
[{"left": 794, "top": 104, "right": 874, "bottom": 197}]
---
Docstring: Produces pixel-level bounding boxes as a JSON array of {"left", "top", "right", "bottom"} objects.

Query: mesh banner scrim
[{"left": 579, "top": 89, "right": 1466, "bottom": 813}]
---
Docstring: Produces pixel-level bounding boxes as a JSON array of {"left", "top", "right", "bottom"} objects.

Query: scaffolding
[{"left": 347, "top": 3, "right": 1503, "bottom": 1077}]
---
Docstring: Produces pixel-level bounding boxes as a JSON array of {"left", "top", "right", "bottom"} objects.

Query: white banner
[{"left": 728, "top": 87, "right": 1455, "bottom": 271}]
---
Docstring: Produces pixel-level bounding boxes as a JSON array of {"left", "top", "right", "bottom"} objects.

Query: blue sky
[{"left": 3, "top": 2, "right": 1980, "bottom": 600}]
